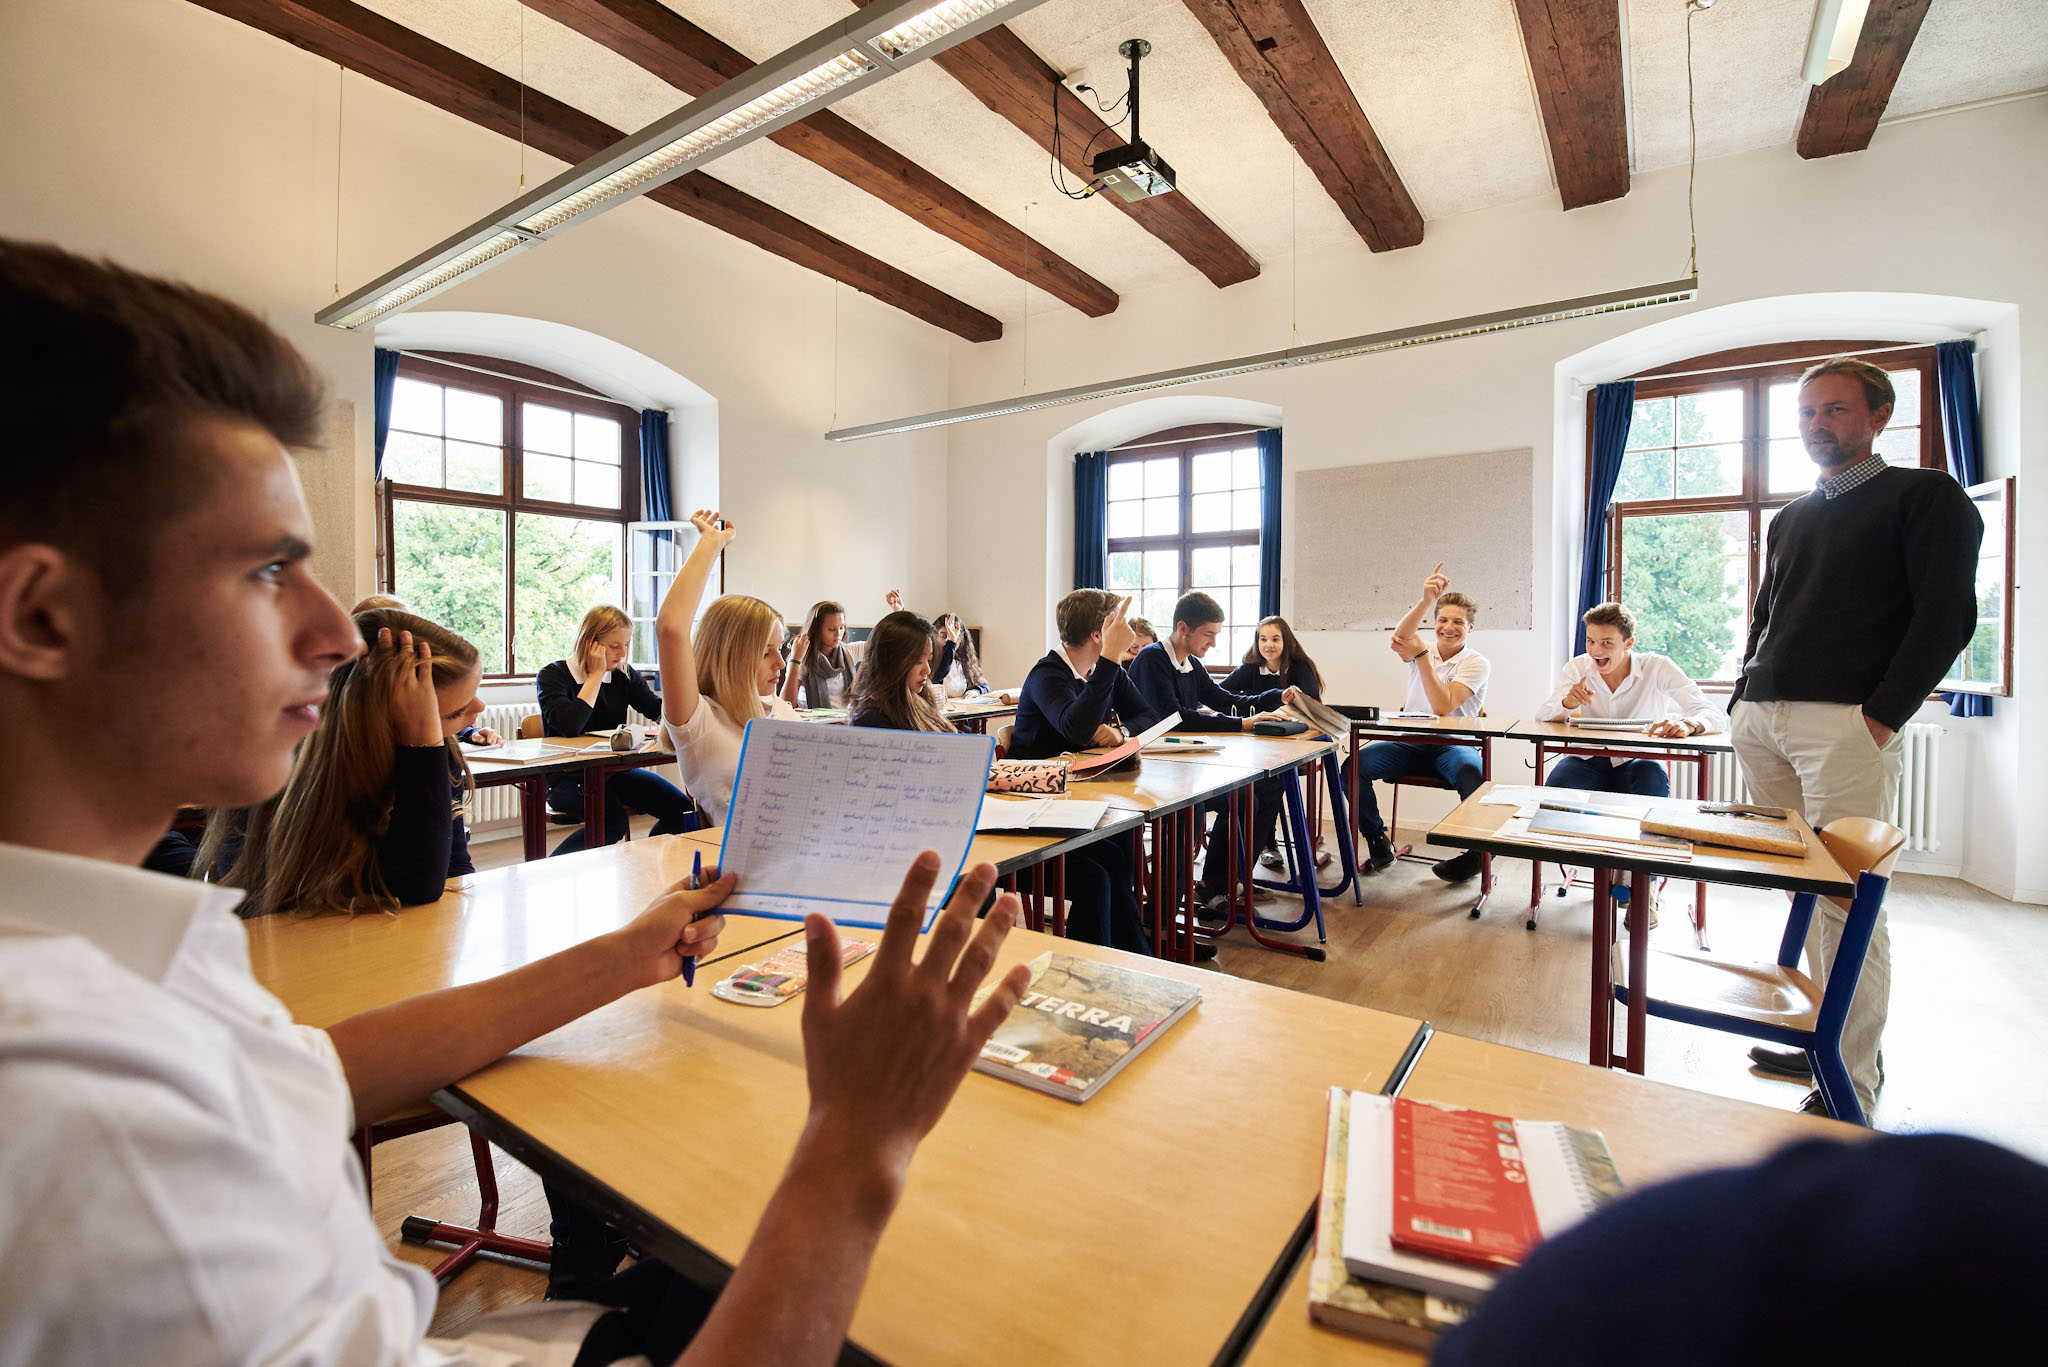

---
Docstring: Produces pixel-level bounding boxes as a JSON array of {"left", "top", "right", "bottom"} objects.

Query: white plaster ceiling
[{"left": 349, "top": 0, "right": 2048, "bottom": 330}]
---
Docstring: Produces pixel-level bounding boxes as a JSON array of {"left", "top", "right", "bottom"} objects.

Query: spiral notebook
[{"left": 1340, "top": 1093, "right": 1624, "bottom": 1300}]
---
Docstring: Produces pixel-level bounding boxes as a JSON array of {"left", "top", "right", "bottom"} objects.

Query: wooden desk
[
  {"left": 1505, "top": 721, "right": 1738, "bottom": 945},
  {"left": 246, "top": 838, "right": 1431, "bottom": 1367},
  {"left": 469, "top": 737, "right": 679, "bottom": 861},
  {"left": 1427, "top": 785, "right": 1851, "bottom": 1075},
  {"left": 940, "top": 693, "right": 1019, "bottom": 734},
  {"left": 1240, "top": 1030, "right": 1856, "bottom": 1367}
]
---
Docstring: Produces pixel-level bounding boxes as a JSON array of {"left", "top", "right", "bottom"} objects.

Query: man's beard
[{"left": 1805, "top": 434, "right": 1841, "bottom": 465}]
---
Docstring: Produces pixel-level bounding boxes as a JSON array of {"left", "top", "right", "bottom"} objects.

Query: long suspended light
[
  {"left": 824, "top": 276, "right": 1700, "bottom": 441},
  {"left": 318, "top": 0, "right": 1048, "bottom": 330},
  {"left": 1802, "top": 0, "right": 1871, "bottom": 85}
]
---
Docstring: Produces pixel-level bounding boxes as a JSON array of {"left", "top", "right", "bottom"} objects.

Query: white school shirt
[
  {"left": 1536, "top": 651, "right": 1728, "bottom": 731},
  {"left": 0, "top": 842, "right": 621, "bottom": 1367},
  {"left": 1405, "top": 644, "right": 1490, "bottom": 719},
  {"left": 665, "top": 693, "right": 800, "bottom": 826}
]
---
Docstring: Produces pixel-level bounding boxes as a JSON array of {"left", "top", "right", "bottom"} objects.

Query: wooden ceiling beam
[
  {"left": 1510, "top": 0, "right": 1629, "bottom": 211},
  {"left": 1796, "top": 0, "right": 1935, "bottom": 159},
  {"left": 849, "top": 0, "right": 1260, "bottom": 288},
  {"left": 184, "top": 0, "right": 1001, "bottom": 341},
  {"left": 1180, "top": 0, "right": 1422, "bottom": 250},
  {"left": 523, "top": 0, "right": 1118, "bottom": 317}
]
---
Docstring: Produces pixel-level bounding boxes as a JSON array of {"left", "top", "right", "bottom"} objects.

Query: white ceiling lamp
[
  {"left": 317, "top": 0, "right": 1048, "bottom": 330},
  {"left": 1803, "top": 0, "right": 1871, "bottom": 85},
  {"left": 824, "top": 276, "right": 1700, "bottom": 441}
]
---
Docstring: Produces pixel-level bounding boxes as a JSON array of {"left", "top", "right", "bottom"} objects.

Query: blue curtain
[
  {"left": 639, "top": 409, "right": 674, "bottom": 523},
  {"left": 1575, "top": 381, "right": 1636, "bottom": 655},
  {"left": 1257, "top": 428, "right": 1282, "bottom": 619},
  {"left": 1074, "top": 450, "right": 1108, "bottom": 589},
  {"left": 1937, "top": 341, "right": 1991, "bottom": 717},
  {"left": 371, "top": 347, "right": 401, "bottom": 482}
]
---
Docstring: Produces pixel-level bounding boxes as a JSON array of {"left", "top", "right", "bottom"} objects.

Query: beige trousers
[{"left": 1730, "top": 699, "right": 1903, "bottom": 1116}]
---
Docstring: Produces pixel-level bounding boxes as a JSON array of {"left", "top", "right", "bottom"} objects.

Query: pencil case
[{"left": 987, "top": 759, "right": 1069, "bottom": 795}]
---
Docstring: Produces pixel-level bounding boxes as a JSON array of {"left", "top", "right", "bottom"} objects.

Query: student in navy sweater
[
  {"left": 536, "top": 604, "right": 698, "bottom": 855},
  {"left": 1126, "top": 593, "right": 1290, "bottom": 908},
  {"left": 1222, "top": 615, "right": 1329, "bottom": 870},
  {"left": 213, "top": 609, "right": 483, "bottom": 916},
  {"left": 1010, "top": 590, "right": 1159, "bottom": 956}
]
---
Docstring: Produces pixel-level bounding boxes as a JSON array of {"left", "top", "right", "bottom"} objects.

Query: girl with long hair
[
  {"left": 655, "top": 510, "right": 798, "bottom": 826},
  {"left": 848, "top": 612, "right": 956, "bottom": 733},
  {"left": 209, "top": 609, "right": 484, "bottom": 916},
  {"left": 534, "top": 603, "right": 699, "bottom": 854},
  {"left": 932, "top": 612, "right": 989, "bottom": 696},
  {"left": 1222, "top": 615, "right": 1329, "bottom": 872},
  {"left": 781, "top": 598, "right": 859, "bottom": 710}
]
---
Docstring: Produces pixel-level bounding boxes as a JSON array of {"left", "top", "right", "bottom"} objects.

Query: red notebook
[{"left": 1387, "top": 1097, "right": 1544, "bottom": 1271}]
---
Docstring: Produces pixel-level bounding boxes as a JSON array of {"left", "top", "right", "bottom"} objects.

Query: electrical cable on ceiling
[{"left": 1048, "top": 72, "right": 1129, "bottom": 201}]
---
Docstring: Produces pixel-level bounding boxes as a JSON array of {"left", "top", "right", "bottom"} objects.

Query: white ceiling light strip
[
  {"left": 1802, "top": 0, "right": 1871, "bottom": 85},
  {"left": 824, "top": 276, "right": 1700, "bottom": 441},
  {"left": 318, "top": 0, "right": 1046, "bottom": 330}
]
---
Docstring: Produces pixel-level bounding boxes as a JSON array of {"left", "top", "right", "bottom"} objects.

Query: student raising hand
[
  {"left": 691, "top": 507, "right": 737, "bottom": 553},
  {"left": 800, "top": 854, "right": 1030, "bottom": 1180},
  {"left": 885, "top": 588, "right": 905, "bottom": 613},
  {"left": 378, "top": 627, "right": 445, "bottom": 747},
  {"left": 1099, "top": 594, "right": 1136, "bottom": 665},
  {"left": 1422, "top": 561, "right": 1449, "bottom": 604}
]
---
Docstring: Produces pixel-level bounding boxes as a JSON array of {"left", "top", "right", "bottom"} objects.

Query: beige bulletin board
[{"left": 1294, "top": 448, "right": 1533, "bottom": 631}]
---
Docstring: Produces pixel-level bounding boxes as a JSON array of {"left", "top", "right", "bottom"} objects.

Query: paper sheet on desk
[{"left": 716, "top": 721, "right": 995, "bottom": 928}]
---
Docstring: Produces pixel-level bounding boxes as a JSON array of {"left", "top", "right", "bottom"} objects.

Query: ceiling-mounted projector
[{"left": 1089, "top": 39, "right": 1177, "bottom": 201}]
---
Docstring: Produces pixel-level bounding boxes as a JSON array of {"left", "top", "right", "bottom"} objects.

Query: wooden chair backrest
[
  {"left": 518, "top": 714, "right": 544, "bottom": 741},
  {"left": 1816, "top": 817, "right": 1907, "bottom": 907},
  {"left": 994, "top": 723, "right": 1015, "bottom": 759}
]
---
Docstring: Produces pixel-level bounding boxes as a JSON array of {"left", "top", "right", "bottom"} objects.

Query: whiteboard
[{"left": 1294, "top": 449, "right": 1533, "bottom": 632}]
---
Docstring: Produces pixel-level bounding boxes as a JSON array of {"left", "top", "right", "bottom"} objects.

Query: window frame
[
  {"left": 1104, "top": 423, "right": 1267, "bottom": 672},
  {"left": 380, "top": 352, "right": 643, "bottom": 681},
  {"left": 1594, "top": 342, "right": 1947, "bottom": 687}
]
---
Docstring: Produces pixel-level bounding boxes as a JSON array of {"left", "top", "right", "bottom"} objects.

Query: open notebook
[{"left": 716, "top": 720, "right": 995, "bottom": 929}]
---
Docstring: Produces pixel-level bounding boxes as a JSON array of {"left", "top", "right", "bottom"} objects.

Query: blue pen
[{"left": 682, "top": 849, "right": 703, "bottom": 987}]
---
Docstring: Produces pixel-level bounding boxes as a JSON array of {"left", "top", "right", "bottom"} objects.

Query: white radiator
[
  {"left": 1703, "top": 722, "right": 1941, "bottom": 853},
  {"left": 466, "top": 699, "right": 659, "bottom": 832}
]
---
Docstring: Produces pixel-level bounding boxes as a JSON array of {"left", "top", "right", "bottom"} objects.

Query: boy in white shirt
[
  {"left": 1537, "top": 601, "right": 1727, "bottom": 797},
  {"left": 1338, "top": 565, "right": 1491, "bottom": 882}
]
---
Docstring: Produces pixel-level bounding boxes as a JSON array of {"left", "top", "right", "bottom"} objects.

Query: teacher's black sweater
[{"left": 1732, "top": 466, "right": 1982, "bottom": 732}]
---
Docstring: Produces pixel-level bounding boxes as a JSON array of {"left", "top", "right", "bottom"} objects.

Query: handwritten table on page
[{"left": 716, "top": 720, "right": 995, "bottom": 928}]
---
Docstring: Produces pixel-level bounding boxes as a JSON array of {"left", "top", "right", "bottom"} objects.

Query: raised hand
[
  {"left": 1099, "top": 594, "right": 1136, "bottom": 664},
  {"left": 885, "top": 589, "right": 905, "bottom": 613},
  {"left": 378, "top": 627, "right": 444, "bottom": 746},
  {"left": 1422, "top": 561, "right": 1449, "bottom": 604},
  {"left": 690, "top": 508, "right": 737, "bottom": 553},
  {"left": 788, "top": 631, "right": 810, "bottom": 663},
  {"left": 939, "top": 617, "right": 962, "bottom": 645},
  {"left": 800, "top": 855, "right": 1031, "bottom": 1180}
]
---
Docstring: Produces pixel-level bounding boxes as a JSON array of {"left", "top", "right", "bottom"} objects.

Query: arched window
[
  {"left": 1596, "top": 341, "right": 1945, "bottom": 684},
  {"left": 1104, "top": 423, "right": 1268, "bottom": 664},
  {"left": 381, "top": 352, "right": 644, "bottom": 678}
]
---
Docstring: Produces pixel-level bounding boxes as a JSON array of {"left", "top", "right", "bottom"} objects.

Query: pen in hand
[{"left": 682, "top": 849, "right": 705, "bottom": 987}]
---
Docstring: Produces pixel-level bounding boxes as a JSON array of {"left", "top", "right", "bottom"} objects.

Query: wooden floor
[{"left": 381, "top": 818, "right": 2048, "bottom": 1337}]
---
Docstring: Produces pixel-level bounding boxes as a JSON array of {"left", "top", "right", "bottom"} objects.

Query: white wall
[
  {"left": 0, "top": 0, "right": 953, "bottom": 631},
  {"left": 932, "top": 96, "right": 2048, "bottom": 900}
]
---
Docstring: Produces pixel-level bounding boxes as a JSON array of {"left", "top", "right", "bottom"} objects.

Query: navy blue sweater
[
  {"left": 1219, "top": 658, "right": 1322, "bottom": 700},
  {"left": 1126, "top": 641, "right": 1282, "bottom": 734},
  {"left": 380, "top": 744, "right": 474, "bottom": 906},
  {"left": 1009, "top": 650, "right": 1160, "bottom": 760},
  {"left": 536, "top": 659, "right": 663, "bottom": 807}
]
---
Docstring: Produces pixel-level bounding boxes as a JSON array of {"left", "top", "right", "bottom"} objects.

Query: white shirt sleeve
[
  {"left": 1449, "top": 650, "right": 1490, "bottom": 712},
  {"left": 1651, "top": 655, "right": 1728, "bottom": 732},
  {"left": 1536, "top": 658, "right": 1590, "bottom": 722}
]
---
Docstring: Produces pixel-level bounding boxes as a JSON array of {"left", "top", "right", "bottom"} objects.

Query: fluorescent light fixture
[
  {"left": 318, "top": 0, "right": 1047, "bottom": 330},
  {"left": 823, "top": 277, "right": 1700, "bottom": 441},
  {"left": 1802, "top": 0, "right": 1870, "bottom": 85}
]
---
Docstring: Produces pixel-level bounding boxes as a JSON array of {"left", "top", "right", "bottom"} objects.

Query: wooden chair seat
[{"left": 1641, "top": 949, "right": 1823, "bottom": 1032}]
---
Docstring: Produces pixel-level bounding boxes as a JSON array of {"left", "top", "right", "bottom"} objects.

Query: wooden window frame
[
  {"left": 1591, "top": 342, "right": 1947, "bottom": 687},
  {"left": 381, "top": 352, "right": 643, "bottom": 681},
  {"left": 1105, "top": 423, "right": 1266, "bottom": 674}
]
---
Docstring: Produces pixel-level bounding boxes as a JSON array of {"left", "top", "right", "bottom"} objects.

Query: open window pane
[
  {"left": 390, "top": 378, "right": 442, "bottom": 436},
  {"left": 513, "top": 513, "right": 621, "bottom": 675},
  {"left": 524, "top": 402, "right": 572, "bottom": 456},
  {"left": 1619, "top": 510, "right": 1748, "bottom": 682},
  {"left": 445, "top": 388, "right": 503, "bottom": 445},
  {"left": 391, "top": 500, "right": 506, "bottom": 673}
]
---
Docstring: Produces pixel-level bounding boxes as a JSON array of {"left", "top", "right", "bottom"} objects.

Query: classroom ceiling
[{"left": 249, "top": 0, "right": 2048, "bottom": 336}]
